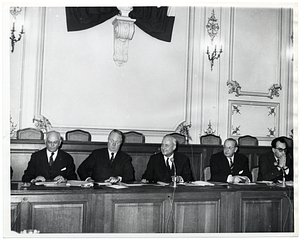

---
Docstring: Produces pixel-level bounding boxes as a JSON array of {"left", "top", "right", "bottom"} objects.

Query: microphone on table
[{"left": 170, "top": 158, "right": 177, "bottom": 188}]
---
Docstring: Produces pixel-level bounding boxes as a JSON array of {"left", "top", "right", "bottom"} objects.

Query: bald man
[
  {"left": 141, "top": 134, "right": 193, "bottom": 183},
  {"left": 22, "top": 131, "right": 77, "bottom": 183}
]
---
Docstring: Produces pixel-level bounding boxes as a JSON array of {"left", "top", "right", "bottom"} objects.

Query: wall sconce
[
  {"left": 206, "top": 45, "right": 222, "bottom": 71},
  {"left": 206, "top": 9, "right": 222, "bottom": 71},
  {"left": 10, "top": 7, "right": 24, "bottom": 53},
  {"left": 112, "top": 7, "right": 135, "bottom": 67}
]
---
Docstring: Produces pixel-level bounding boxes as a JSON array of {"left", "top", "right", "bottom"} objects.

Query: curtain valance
[{"left": 65, "top": 7, "right": 175, "bottom": 42}]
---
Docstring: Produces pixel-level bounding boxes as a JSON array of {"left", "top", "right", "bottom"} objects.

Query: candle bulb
[
  {"left": 21, "top": 25, "right": 24, "bottom": 33},
  {"left": 207, "top": 46, "right": 209, "bottom": 53},
  {"left": 12, "top": 22, "right": 15, "bottom": 31}
]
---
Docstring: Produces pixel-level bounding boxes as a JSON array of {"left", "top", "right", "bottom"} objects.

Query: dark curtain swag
[{"left": 65, "top": 7, "right": 175, "bottom": 42}]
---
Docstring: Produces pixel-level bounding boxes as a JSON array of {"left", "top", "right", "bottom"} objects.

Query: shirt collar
[
  {"left": 46, "top": 150, "right": 58, "bottom": 160},
  {"left": 164, "top": 154, "right": 174, "bottom": 162}
]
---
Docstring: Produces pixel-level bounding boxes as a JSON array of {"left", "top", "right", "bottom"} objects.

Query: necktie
[
  {"left": 49, "top": 152, "right": 54, "bottom": 167},
  {"left": 167, "top": 158, "right": 172, "bottom": 169},
  {"left": 229, "top": 157, "right": 234, "bottom": 172},
  {"left": 110, "top": 153, "right": 114, "bottom": 162}
]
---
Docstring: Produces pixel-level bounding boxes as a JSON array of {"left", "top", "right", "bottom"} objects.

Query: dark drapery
[
  {"left": 65, "top": 7, "right": 119, "bottom": 31},
  {"left": 65, "top": 6, "right": 175, "bottom": 42}
]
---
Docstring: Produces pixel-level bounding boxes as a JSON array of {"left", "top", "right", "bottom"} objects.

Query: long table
[{"left": 11, "top": 182, "right": 294, "bottom": 234}]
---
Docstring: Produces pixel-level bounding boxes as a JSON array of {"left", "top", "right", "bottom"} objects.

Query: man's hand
[
  {"left": 278, "top": 154, "right": 287, "bottom": 168},
  {"left": 105, "top": 176, "right": 121, "bottom": 184},
  {"left": 141, "top": 179, "right": 149, "bottom": 183},
  {"left": 85, "top": 177, "right": 95, "bottom": 182},
  {"left": 232, "top": 175, "right": 250, "bottom": 183},
  {"left": 54, "top": 175, "right": 66, "bottom": 183},
  {"left": 171, "top": 176, "right": 184, "bottom": 183},
  {"left": 31, "top": 176, "right": 46, "bottom": 183}
]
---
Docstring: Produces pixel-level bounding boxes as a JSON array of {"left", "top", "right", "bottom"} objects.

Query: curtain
[{"left": 65, "top": 6, "right": 175, "bottom": 42}]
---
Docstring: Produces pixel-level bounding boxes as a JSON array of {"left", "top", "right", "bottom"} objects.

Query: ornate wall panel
[
  {"left": 228, "top": 100, "right": 279, "bottom": 140},
  {"left": 227, "top": 8, "right": 283, "bottom": 98},
  {"left": 32, "top": 7, "right": 194, "bottom": 141}
]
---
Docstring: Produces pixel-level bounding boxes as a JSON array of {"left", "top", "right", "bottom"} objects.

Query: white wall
[{"left": 8, "top": 5, "right": 295, "bottom": 145}]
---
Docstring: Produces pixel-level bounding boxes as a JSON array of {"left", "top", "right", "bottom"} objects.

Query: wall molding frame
[
  {"left": 31, "top": 7, "right": 194, "bottom": 140},
  {"left": 228, "top": 100, "right": 280, "bottom": 141},
  {"left": 227, "top": 8, "right": 283, "bottom": 99}
]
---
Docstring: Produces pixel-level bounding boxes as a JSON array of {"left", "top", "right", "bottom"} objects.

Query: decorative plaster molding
[
  {"left": 206, "top": 9, "right": 219, "bottom": 42},
  {"left": 226, "top": 79, "right": 282, "bottom": 99},
  {"left": 112, "top": 16, "right": 136, "bottom": 67}
]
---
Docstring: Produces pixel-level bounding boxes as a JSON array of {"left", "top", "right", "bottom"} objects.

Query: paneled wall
[{"left": 7, "top": 5, "right": 295, "bottom": 146}]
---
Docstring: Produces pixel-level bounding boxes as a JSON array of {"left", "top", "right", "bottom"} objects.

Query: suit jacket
[
  {"left": 77, "top": 148, "right": 135, "bottom": 182},
  {"left": 141, "top": 152, "right": 193, "bottom": 183},
  {"left": 22, "top": 148, "right": 77, "bottom": 182},
  {"left": 257, "top": 151, "right": 293, "bottom": 181},
  {"left": 210, "top": 152, "right": 252, "bottom": 182}
]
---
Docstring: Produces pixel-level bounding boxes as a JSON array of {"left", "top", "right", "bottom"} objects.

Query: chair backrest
[
  {"left": 238, "top": 135, "right": 258, "bottom": 146},
  {"left": 124, "top": 131, "right": 145, "bottom": 143},
  {"left": 17, "top": 128, "right": 44, "bottom": 140},
  {"left": 251, "top": 166, "right": 259, "bottom": 182},
  {"left": 200, "top": 134, "right": 222, "bottom": 145},
  {"left": 65, "top": 129, "right": 91, "bottom": 141},
  {"left": 203, "top": 166, "right": 211, "bottom": 181},
  {"left": 282, "top": 136, "right": 293, "bottom": 148},
  {"left": 168, "top": 133, "right": 186, "bottom": 144}
]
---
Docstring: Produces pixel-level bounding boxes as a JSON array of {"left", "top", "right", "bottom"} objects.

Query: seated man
[
  {"left": 77, "top": 129, "right": 135, "bottom": 183},
  {"left": 210, "top": 138, "right": 252, "bottom": 183},
  {"left": 257, "top": 137, "right": 293, "bottom": 182},
  {"left": 141, "top": 134, "right": 193, "bottom": 183},
  {"left": 22, "top": 131, "right": 77, "bottom": 183}
]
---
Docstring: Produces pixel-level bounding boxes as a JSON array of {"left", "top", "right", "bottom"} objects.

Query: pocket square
[{"left": 61, "top": 167, "right": 66, "bottom": 171}]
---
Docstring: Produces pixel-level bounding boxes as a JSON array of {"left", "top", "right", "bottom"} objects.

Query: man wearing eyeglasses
[
  {"left": 77, "top": 129, "right": 135, "bottom": 183},
  {"left": 22, "top": 131, "right": 77, "bottom": 183},
  {"left": 210, "top": 138, "right": 252, "bottom": 183},
  {"left": 257, "top": 137, "right": 293, "bottom": 182}
]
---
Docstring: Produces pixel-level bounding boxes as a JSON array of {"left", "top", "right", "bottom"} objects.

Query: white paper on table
[
  {"left": 188, "top": 181, "right": 215, "bottom": 186},
  {"left": 107, "top": 184, "right": 128, "bottom": 189}
]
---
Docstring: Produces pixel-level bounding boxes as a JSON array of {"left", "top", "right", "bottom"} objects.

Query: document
[{"left": 187, "top": 181, "right": 214, "bottom": 186}]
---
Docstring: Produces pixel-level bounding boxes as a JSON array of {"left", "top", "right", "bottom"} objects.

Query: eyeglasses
[
  {"left": 223, "top": 146, "right": 236, "bottom": 150},
  {"left": 275, "top": 148, "right": 287, "bottom": 153}
]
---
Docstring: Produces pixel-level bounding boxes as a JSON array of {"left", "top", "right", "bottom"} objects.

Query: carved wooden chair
[
  {"left": 168, "top": 133, "right": 186, "bottom": 144},
  {"left": 16, "top": 128, "right": 44, "bottom": 140},
  {"left": 200, "top": 134, "right": 222, "bottom": 145},
  {"left": 124, "top": 131, "right": 145, "bottom": 143},
  {"left": 238, "top": 135, "right": 258, "bottom": 146},
  {"left": 65, "top": 129, "right": 91, "bottom": 141}
]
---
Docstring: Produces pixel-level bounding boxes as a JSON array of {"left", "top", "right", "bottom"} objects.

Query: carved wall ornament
[
  {"left": 226, "top": 80, "right": 282, "bottom": 99},
  {"left": 227, "top": 79, "right": 241, "bottom": 96},
  {"left": 206, "top": 9, "right": 219, "bottom": 43},
  {"left": 10, "top": 115, "right": 17, "bottom": 139},
  {"left": 290, "top": 129, "right": 293, "bottom": 139},
  {"left": 33, "top": 115, "right": 52, "bottom": 133},
  {"left": 268, "top": 107, "right": 276, "bottom": 116},
  {"left": 112, "top": 16, "right": 136, "bottom": 67},
  {"left": 175, "top": 121, "right": 192, "bottom": 143},
  {"left": 231, "top": 125, "right": 241, "bottom": 135},
  {"left": 267, "top": 127, "right": 276, "bottom": 137},
  {"left": 231, "top": 104, "right": 241, "bottom": 115},
  {"left": 203, "top": 120, "right": 216, "bottom": 135}
]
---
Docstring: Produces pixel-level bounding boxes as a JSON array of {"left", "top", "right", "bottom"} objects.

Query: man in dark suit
[
  {"left": 210, "top": 138, "right": 252, "bottom": 183},
  {"left": 141, "top": 134, "right": 193, "bottom": 183},
  {"left": 22, "top": 131, "right": 77, "bottom": 183},
  {"left": 257, "top": 137, "right": 293, "bottom": 182},
  {"left": 77, "top": 129, "right": 135, "bottom": 183}
]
